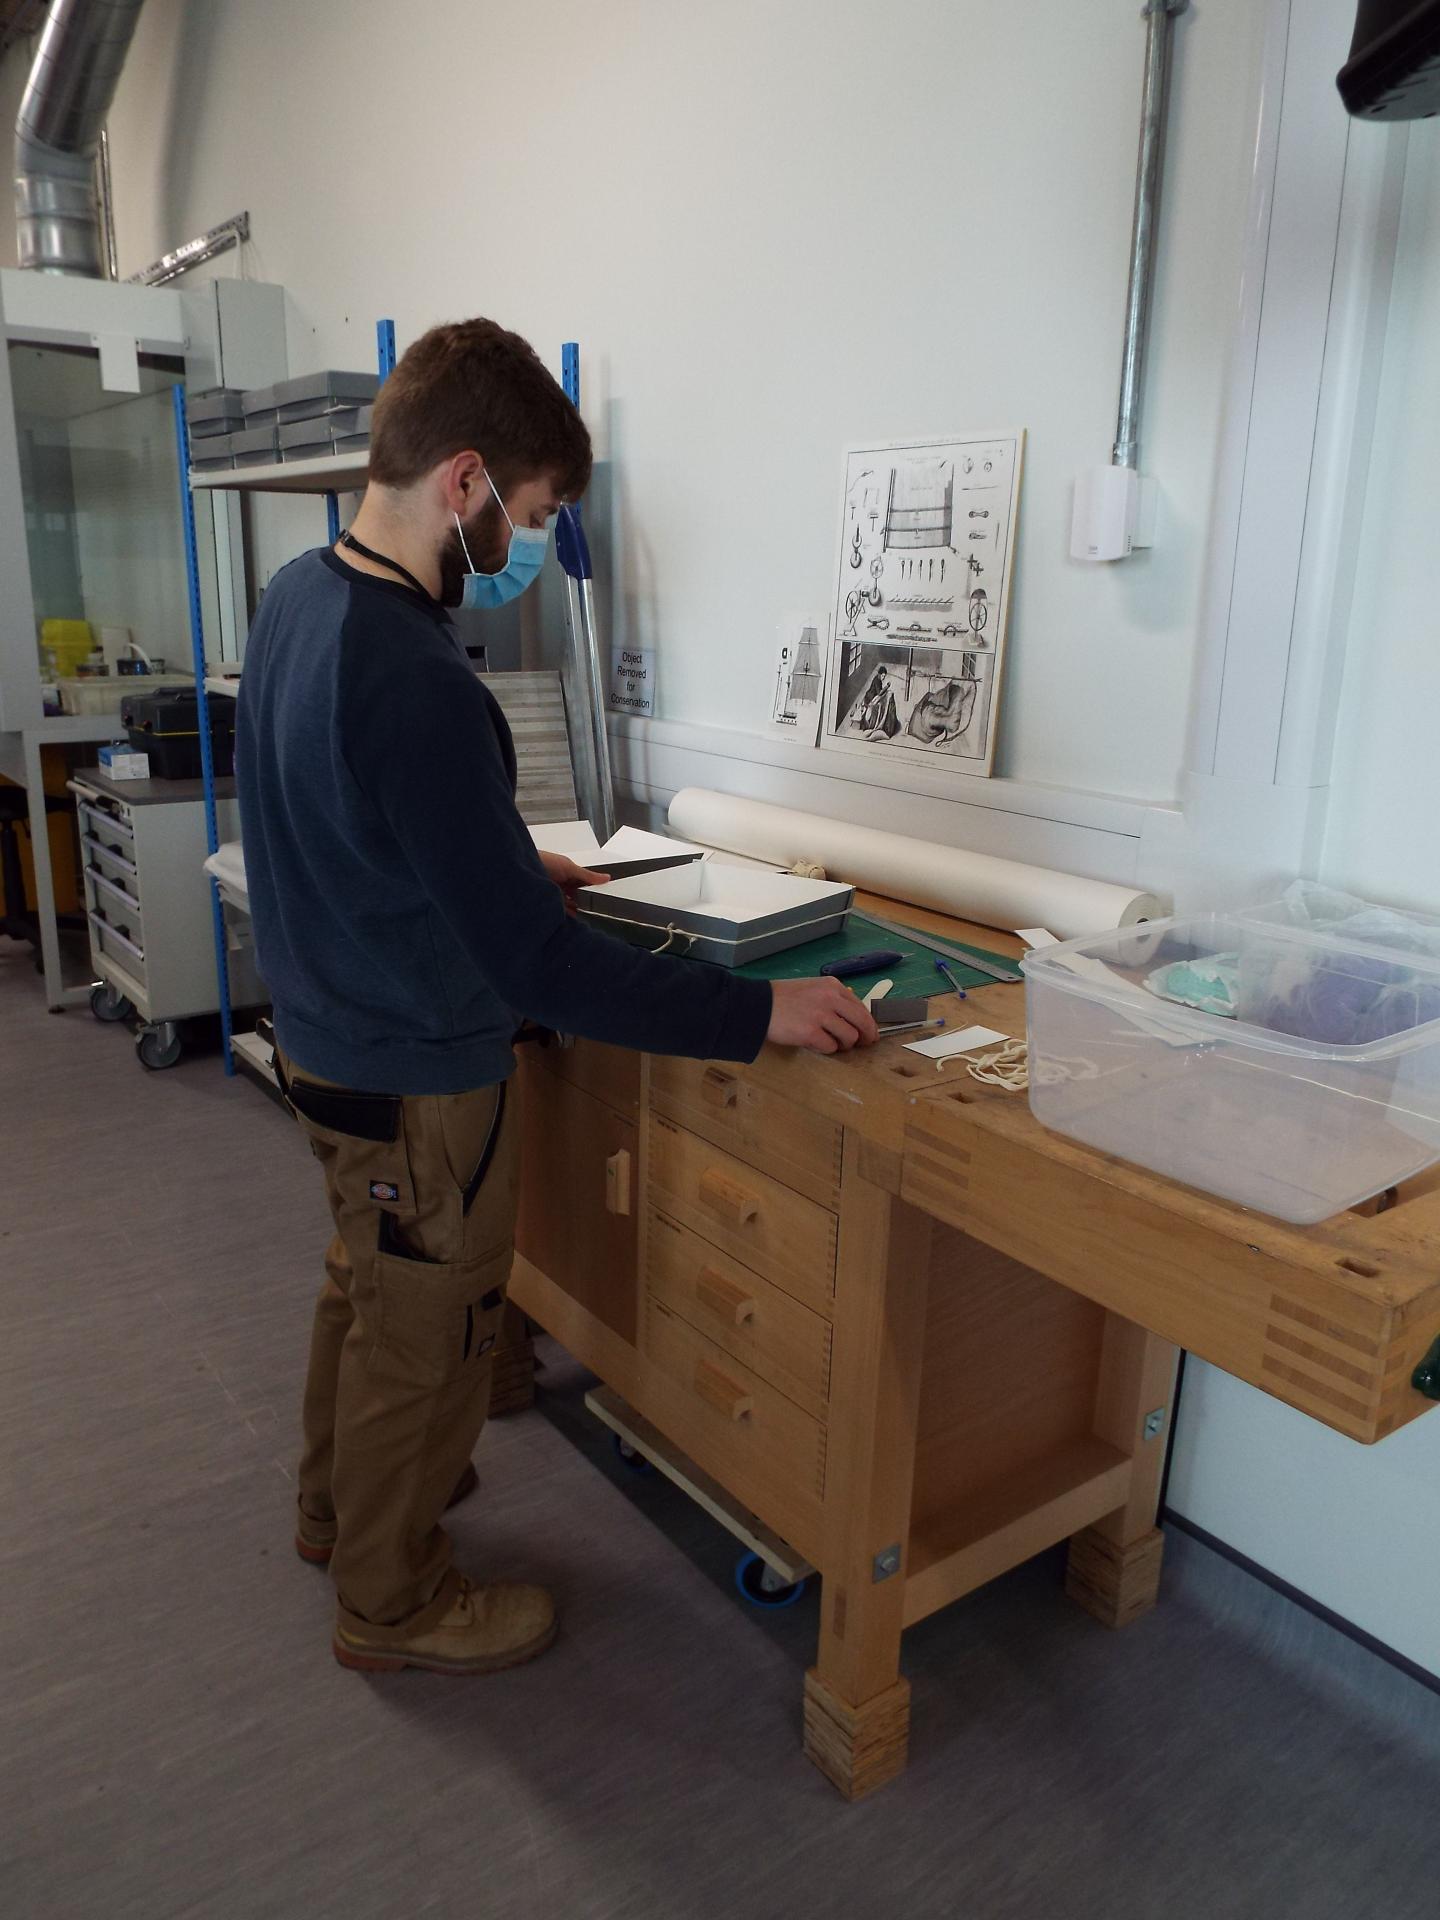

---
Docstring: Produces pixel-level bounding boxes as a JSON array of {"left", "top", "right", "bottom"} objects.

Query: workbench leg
[
  {"left": 1066, "top": 1317, "right": 1178, "bottom": 1629},
  {"left": 487, "top": 1303, "right": 536, "bottom": 1417},
  {"left": 805, "top": 1138, "right": 932, "bottom": 1800}
]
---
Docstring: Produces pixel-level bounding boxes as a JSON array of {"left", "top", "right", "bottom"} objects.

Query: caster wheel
[
  {"left": 611, "top": 1433, "right": 654, "bottom": 1475},
  {"left": 136, "top": 1024, "right": 182, "bottom": 1071},
  {"left": 734, "top": 1551, "right": 807, "bottom": 1609},
  {"left": 90, "top": 983, "right": 133, "bottom": 1024}
]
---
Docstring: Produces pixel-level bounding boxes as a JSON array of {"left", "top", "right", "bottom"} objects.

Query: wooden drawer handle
[
  {"left": 700, "top": 1067, "right": 739, "bottom": 1110},
  {"left": 605, "top": 1148, "right": 632, "bottom": 1217},
  {"left": 698, "top": 1168, "right": 760, "bottom": 1229},
  {"left": 695, "top": 1267, "right": 756, "bottom": 1327},
  {"left": 693, "top": 1358, "right": 753, "bottom": 1422}
]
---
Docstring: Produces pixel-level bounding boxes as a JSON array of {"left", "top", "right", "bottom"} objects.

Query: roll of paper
[{"left": 666, "top": 789, "right": 1162, "bottom": 939}]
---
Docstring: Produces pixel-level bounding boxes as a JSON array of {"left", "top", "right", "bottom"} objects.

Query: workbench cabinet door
[{"left": 516, "top": 1055, "right": 639, "bottom": 1345}]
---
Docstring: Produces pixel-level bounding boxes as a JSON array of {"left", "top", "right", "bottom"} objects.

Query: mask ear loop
[{"left": 454, "top": 467, "right": 514, "bottom": 576}]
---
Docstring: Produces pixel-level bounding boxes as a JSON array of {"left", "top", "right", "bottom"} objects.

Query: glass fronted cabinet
[{"left": 9, "top": 340, "right": 226, "bottom": 711}]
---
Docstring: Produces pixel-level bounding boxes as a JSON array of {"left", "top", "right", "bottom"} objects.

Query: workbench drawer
[
  {"left": 646, "top": 1114, "right": 838, "bottom": 1315},
  {"left": 646, "top": 1207, "right": 832, "bottom": 1420},
  {"left": 643, "top": 1296, "right": 826, "bottom": 1541},
  {"left": 649, "top": 1057, "right": 843, "bottom": 1208}
]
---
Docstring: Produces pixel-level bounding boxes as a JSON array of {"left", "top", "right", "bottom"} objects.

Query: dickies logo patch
[{"left": 369, "top": 1180, "right": 400, "bottom": 1203}]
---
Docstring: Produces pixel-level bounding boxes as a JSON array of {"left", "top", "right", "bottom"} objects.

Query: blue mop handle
[{"left": 556, "top": 503, "right": 592, "bottom": 583}]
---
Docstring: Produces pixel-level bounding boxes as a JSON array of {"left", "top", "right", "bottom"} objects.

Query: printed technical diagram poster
[
  {"left": 766, "top": 612, "right": 826, "bottom": 742},
  {"left": 822, "top": 431, "right": 1024, "bottom": 777}
]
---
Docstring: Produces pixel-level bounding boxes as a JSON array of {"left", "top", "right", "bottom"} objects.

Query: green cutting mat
[{"left": 733, "top": 910, "right": 1020, "bottom": 999}]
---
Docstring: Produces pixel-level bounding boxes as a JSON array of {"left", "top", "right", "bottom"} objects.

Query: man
[{"left": 235, "top": 319, "right": 875, "bottom": 1680}]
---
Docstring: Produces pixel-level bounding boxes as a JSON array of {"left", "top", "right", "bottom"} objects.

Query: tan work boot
[
  {"left": 333, "top": 1576, "right": 558, "bottom": 1676},
  {"left": 295, "top": 1461, "right": 480, "bottom": 1566}
]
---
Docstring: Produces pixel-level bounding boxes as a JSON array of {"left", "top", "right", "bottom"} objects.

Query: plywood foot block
[
  {"left": 1065, "top": 1524, "right": 1164, "bottom": 1629},
  {"left": 487, "top": 1308, "right": 536, "bottom": 1418},
  {"left": 803, "top": 1670, "right": 910, "bottom": 1800}
]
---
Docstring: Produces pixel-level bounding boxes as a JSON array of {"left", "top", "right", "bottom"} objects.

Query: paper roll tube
[{"left": 666, "top": 789, "right": 1163, "bottom": 939}]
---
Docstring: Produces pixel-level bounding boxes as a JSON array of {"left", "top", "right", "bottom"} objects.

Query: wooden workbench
[{"left": 504, "top": 893, "right": 1440, "bottom": 1799}]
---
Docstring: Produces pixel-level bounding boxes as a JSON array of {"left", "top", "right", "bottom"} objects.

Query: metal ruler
[{"left": 853, "top": 910, "right": 1024, "bottom": 984}]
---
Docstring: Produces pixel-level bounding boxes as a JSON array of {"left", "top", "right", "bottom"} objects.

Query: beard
[{"left": 438, "top": 493, "right": 511, "bottom": 606}]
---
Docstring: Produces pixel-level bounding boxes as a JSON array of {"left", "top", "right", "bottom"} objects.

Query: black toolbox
[{"left": 122, "top": 688, "right": 236, "bottom": 779}]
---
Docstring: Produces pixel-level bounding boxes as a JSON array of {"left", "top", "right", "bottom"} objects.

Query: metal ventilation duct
[{"left": 14, "top": 0, "right": 145, "bottom": 275}]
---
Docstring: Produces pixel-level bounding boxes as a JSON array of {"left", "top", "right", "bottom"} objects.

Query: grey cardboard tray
[
  {"left": 332, "top": 432, "right": 370, "bottom": 457},
  {"left": 190, "top": 432, "right": 235, "bottom": 469},
  {"left": 189, "top": 387, "right": 245, "bottom": 427},
  {"left": 274, "top": 371, "right": 379, "bottom": 423},
  {"left": 577, "top": 867, "right": 854, "bottom": 968},
  {"left": 231, "top": 424, "right": 280, "bottom": 458},
  {"left": 190, "top": 411, "right": 244, "bottom": 440},
  {"left": 277, "top": 406, "right": 370, "bottom": 451},
  {"left": 240, "top": 383, "right": 277, "bottom": 420}
]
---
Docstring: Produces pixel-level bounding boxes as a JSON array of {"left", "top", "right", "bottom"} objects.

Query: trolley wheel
[
  {"left": 90, "top": 983, "right": 133, "bottom": 1024},
  {"left": 734, "top": 1551, "right": 807, "bottom": 1610},
  {"left": 136, "top": 1023, "right": 182, "bottom": 1071},
  {"left": 611, "top": 1433, "right": 654, "bottom": 1475}
]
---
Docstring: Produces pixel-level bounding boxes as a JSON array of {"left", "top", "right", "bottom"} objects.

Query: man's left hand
[{"left": 540, "top": 850, "right": 610, "bottom": 910}]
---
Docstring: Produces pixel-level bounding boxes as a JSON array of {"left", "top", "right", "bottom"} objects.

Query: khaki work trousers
[{"left": 278, "top": 1050, "right": 521, "bottom": 1642}]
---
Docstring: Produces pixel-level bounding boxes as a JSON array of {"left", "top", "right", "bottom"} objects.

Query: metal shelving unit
[
  {"left": 190, "top": 449, "right": 370, "bottom": 496},
  {"left": 178, "top": 317, "right": 393, "bottom": 1084}
]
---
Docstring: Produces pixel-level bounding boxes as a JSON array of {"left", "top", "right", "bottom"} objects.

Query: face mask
[{"left": 455, "top": 471, "right": 551, "bottom": 610}]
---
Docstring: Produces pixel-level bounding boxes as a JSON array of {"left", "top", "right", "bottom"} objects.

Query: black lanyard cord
[{"left": 337, "top": 528, "right": 435, "bottom": 601}]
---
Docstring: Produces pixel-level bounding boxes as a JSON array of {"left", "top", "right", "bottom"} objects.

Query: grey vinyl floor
[{"left": 4, "top": 940, "right": 1440, "bottom": 1920}]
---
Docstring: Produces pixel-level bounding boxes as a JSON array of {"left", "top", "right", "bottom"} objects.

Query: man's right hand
[{"left": 767, "top": 978, "right": 879, "bottom": 1055}]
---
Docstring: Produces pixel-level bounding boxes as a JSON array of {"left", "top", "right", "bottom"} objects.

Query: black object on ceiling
[{"left": 1339, "top": 0, "right": 1440, "bottom": 118}]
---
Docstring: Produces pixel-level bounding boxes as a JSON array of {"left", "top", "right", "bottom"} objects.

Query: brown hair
[{"left": 368, "top": 318, "right": 592, "bottom": 498}]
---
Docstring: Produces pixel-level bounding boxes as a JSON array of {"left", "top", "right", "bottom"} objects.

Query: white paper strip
[{"left": 904, "top": 1023, "right": 1010, "bottom": 1060}]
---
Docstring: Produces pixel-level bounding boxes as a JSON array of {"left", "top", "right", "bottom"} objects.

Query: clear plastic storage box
[{"left": 1021, "top": 902, "right": 1440, "bottom": 1222}]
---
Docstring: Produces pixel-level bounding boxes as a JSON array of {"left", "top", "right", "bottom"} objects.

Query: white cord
[{"left": 945, "top": 1039, "right": 1101, "bottom": 1093}]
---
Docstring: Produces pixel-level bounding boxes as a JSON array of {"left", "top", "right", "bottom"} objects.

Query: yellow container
[{"left": 40, "top": 618, "right": 95, "bottom": 680}]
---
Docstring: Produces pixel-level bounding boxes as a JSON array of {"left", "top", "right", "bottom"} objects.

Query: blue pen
[{"left": 935, "top": 958, "right": 968, "bottom": 1001}]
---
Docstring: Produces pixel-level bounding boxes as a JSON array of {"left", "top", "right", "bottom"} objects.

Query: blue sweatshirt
[{"left": 235, "top": 548, "right": 771, "bottom": 1093}]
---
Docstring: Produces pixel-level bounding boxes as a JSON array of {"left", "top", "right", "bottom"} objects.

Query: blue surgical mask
[{"left": 456, "top": 471, "right": 550, "bottom": 610}]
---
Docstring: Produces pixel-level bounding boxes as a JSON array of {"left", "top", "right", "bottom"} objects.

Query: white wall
[
  {"left": 1324, "top": 119, "right": 1440, "bottom": 914},
  {"left": 96, "top": 0, "right": 1266, "bottom": 816}
]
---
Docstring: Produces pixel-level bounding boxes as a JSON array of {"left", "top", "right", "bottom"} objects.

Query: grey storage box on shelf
[
  {"left": 188, "top": 388, "right": 247, "bottom": 438},
  {"left": 277, "top": 405, "right": 372, "bottom": 461},
  {"left": 274, "top": 370, "right": 379, "bottom": 422},
  {"left": 231, "top": 424, "right": 281, "bottom": 468},
  {"left": 240, "top": 382, "right": 279, "bottom": 425},
  {"left": 190, "top": 433, "right": 235, "bottom": 472}
]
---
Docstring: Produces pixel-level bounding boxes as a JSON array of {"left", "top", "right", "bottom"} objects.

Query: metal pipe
[
  {"left": 95, "top": 122, "right": 116, "bottom": 276},
  {"left": 1112, "top": 0, "right": 1189, "bottom": 470},
  {"left": 127, "top": 211, "right": 250, "bottom": 286},
  {"left": 15, "top": 0, "right": 146, "bottom": 275}
]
